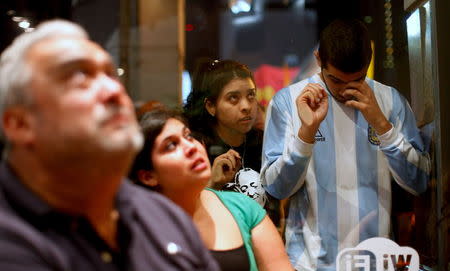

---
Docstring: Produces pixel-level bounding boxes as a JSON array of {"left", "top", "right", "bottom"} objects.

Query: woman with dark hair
[
  {"left": 183, "top": 59, "right": 267, "bottom": 205},
  {"left": 129, "top": 109, "right": 293, "bottom": 271}
]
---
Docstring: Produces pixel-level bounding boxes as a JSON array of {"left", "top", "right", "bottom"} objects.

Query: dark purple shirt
[{"left": 0, "top": 163, "right": 219, "bottom": 271}]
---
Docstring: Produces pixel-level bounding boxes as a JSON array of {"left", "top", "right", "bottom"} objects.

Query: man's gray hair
[{"left": 0, "top": 19, "right": 88, "bottom": 141}]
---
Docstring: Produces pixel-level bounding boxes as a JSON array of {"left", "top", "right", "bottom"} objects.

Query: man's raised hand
[
  {"left": 295, "top": 83, "right": 328, "bottom": 143},
  {"left": 343, "top": 81, "right": 392, "bottom": 135}
]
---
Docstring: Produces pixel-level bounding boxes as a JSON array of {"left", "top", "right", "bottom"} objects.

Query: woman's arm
[{"left": 251, "top": 215, "right": 294, "bottom": 271}]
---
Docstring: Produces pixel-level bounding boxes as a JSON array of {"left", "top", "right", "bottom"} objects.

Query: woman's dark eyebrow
[
  {"left": 226, "top": 88, "right": 256, "bottom": 95},
  {"left": 160, "top": 136, "right": 171, "bottom": 146},
  {"left": 224, "top": 90, "right": 240, "bottom": 96},
  {"left": 160, "top": 129, "right": 178, "bottom": 145}
]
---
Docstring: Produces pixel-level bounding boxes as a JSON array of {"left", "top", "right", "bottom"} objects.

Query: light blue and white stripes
[{"left": 261, "top": 74, "right": 430, "bottom": 271}]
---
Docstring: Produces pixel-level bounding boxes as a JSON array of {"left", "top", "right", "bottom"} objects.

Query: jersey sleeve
[
  {"left": 378, "top": 88, "right": 431, "bottom": 195},
  {"left": 261, "top": 88, "right": 313, "bottom": 199}
]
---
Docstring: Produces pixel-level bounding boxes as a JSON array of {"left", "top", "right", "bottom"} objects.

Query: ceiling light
[
  {"left": 12, "top": 16, "right": 25, "bottom": 22},
  {"left": 230, "top": 0, "right": 252, "bottom": 14},
  {"left": 19, "top": 20, "right": 31, "bottom": 29}
]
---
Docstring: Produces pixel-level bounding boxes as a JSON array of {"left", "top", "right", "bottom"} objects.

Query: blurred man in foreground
[{"left": 0, "top": 20, "right": 218, "bottom": 271}]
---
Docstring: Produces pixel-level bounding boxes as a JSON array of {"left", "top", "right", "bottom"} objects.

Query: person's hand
[
  {"left": 208, "top": 149, "right": 241, "bottom": 189},
  {"left": 296, "top": 83, "right": 328, "bottom": 143},
  {"left": 343, "top": 81, "right": 392, "bottom": 135}
]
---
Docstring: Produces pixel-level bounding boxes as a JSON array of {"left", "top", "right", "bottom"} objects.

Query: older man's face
[{"left": 24, "top": 37, "right": 142, "bottom": 160}]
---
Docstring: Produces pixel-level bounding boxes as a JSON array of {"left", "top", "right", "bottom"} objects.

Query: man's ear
[
  {"left": 137, "top": 169, "right": 159, "bottom": 187},
  {"left": 2, "top": 107, "right": 35, "bottom": 145},
  {"left": 204, "top": 99, "right": 216, "bottom": 117},
  {"left": 314, "top": 50, "right": 322, "bottom": 68}
]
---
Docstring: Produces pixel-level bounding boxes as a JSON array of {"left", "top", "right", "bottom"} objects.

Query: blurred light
[
  {"left": 7, "top": 10, "right": 16, "bottom": 16},
  {"left": 117, "top": 68, "right": 125, "bottom": 76},
  {"left": 185, "top": 24, "right": 194, "bottom": 31},
  {"left": 12, "top": 16, "right": 26, "bottom": 22},
  {"left": 181, "top": 70, "right": 192, "bottom": 104},
  {"left": 406, "top": 8, "right": 421, "bottom": 38},
  {"left": 364, "top": 16, "right": 373, "bottom": 24},
  {"left": 18, "top": 20, "right": 30, "bottom": 29},
  {"left": 24, "top": 28, "right": 35, "bottom": 33},
  {"left": 293, "top": 0, "right": 305, "bottom": 10},
  {"left": 230, "top": 0, "right": 252, "bottom": 14}
]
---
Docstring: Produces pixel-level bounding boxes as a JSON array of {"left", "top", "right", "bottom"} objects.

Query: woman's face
[
  {"left": 208, "top": 77, "right": 257, "bottom": 137},
  {"left": 149, "top": 118, "right": 211, "bottom": 193}
]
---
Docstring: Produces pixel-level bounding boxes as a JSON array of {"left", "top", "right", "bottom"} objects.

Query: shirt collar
[
  {"left": 0, "top": 161, "right": 137, "bottom": 227},
  {"left": 0, "top": 162, "right": 53, "bottom": 219}
]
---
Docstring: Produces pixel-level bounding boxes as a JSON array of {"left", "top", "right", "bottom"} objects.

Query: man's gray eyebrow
[
  {"left": 50, "top": 58, "right": 90, "bottom": 71},
  {"left": 50, "top": 56, "right": 115, "bottom": 74}
]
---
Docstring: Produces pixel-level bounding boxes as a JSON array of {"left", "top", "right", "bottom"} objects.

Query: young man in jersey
[{"left": 261, "top": 19, "right": 430, "bottom": 271}]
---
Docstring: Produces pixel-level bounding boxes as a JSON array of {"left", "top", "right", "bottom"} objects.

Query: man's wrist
[
  {"left": 298, "top": 125, "right": 318, "bottom": 144},
  {"left": 373, "top": 118, "right": 392, "bottom": 135}
]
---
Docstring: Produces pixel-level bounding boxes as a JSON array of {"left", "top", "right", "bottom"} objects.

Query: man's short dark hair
[{"left": 318, "top": 19, "right": 372, "bottom": 73}]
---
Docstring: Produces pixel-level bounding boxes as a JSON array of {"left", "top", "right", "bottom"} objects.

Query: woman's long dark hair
[{"left": 183, "top": 59, "right": 255, "bottom": 142}]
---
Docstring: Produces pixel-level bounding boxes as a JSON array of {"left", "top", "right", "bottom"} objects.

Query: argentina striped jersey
[{"left": 261, "top": 74, "right": 430, "bottom": 271}]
